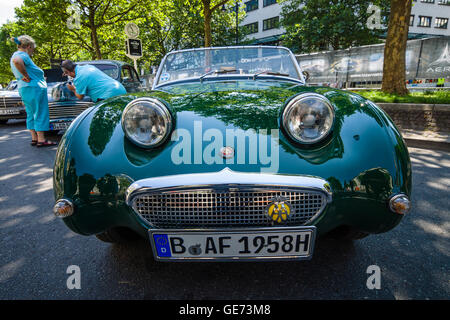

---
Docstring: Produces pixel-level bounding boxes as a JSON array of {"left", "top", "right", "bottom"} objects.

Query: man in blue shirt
[{"left": 61, "top": 60, "right": 126, "bottom": 102}]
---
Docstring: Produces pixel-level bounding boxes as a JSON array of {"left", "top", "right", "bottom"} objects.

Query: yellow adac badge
[{"left": 266, "top": 196, "right": 292, "bottom": 224}]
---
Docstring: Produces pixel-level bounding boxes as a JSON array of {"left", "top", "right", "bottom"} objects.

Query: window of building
[
  {"left": 410, "top": 15, "right": 415, "bottom": 26},
  {"left": 421, "top": 0, "right": 435, "bottom": 3},
  {"left": 245, "top": 0, "right": 258, "bottom": 12},
  {"left": 263, "top": 0, "right": 277, "bottom": 7},
  {"left": 438, "top": 0, "right": 450, "bottom": 5},
  {"left": 418, "top": 16, "right": 432, "bottom": 27},
  {"left": 243, "top": 22, "right": 259, "bottom": 34},
  {"left": 435, "top": 17, "right": 449, "bottom": 28},
  {"left": 263, "top": 16, "right": 279, "bottom": 30}
]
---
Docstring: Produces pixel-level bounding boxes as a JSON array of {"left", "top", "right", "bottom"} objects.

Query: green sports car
[{"left": 53, "top": 46, "right": 412, "bottom": 262}]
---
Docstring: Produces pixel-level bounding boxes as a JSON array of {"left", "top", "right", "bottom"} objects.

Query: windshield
[
  {"left": 155, "top": 47, "right": 301, "bottom": 87},
  {"left": 82, "top": 63, "right": 119, "bottom": 80},
  {"left": 6, "top": 81, "right": 18, "bottom": 90}
]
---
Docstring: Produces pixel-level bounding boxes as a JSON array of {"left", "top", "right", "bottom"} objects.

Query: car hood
[{"left": 61, "top": 79, "right": 410, "bottom": 200}]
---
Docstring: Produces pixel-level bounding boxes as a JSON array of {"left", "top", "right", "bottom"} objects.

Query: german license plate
[
  {"left": 0, "top": 108, "right": 21, "bottom": 115},
  {"left": 149, "top": 227, "right": 316, "bottom": 261},
  {"left": 50, "top": 122, "right": 71, "bottom": 130}
]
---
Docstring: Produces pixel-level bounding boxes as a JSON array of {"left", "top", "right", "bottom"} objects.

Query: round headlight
[
  {"left": 51, "top": 85, "right": 62, "bottom": 101},
  {"left": 121, "top": 98, "right": 172, "bottom": 148},
  {"left": 282, "top": 93, "right": 335, "bottom": 144}
]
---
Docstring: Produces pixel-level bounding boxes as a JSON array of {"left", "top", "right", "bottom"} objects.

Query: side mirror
[{"left": 302, "top": 71, "right": 310, "bottom": 82}]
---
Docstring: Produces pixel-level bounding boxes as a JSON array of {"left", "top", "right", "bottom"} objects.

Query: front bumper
[{"left": 0, "top": 107, "right": 26, "bottom": 120}]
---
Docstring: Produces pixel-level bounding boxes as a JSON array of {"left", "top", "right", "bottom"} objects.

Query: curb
[{"left": 403, "top": 137, "right": 450, "bottom": 152}]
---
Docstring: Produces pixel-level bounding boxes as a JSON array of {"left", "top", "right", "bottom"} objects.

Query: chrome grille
[
  {"left": 132, "top": 187, "right": 328, "bottom": 228},
  {"left": 0, "top": 96, "right": 23, "bottom": 108},
  {"left": 48, "top": 102, "right": 93, "bottom": 119}
]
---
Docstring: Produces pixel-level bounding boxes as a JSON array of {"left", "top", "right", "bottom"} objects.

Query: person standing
[
  {"left": 61, "top": 60, "right": 126, "bottom": 102},
  {"left": 10, "top": 35, "right": 56, "bottom": 147}
]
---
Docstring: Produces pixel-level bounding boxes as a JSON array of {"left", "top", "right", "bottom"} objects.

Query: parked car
[
  {"left": 53, "top": 46, "right": 412, "bottom": 262},
  {"left": 0, "top": 81, "right": 25, "bottom": 124},
  {"left": 49, "top": 60, "right": 143, "bottom": 131}
]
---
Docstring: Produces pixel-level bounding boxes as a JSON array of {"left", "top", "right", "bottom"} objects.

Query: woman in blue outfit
[{"left": 10, "top": 35, "right": 56, "bottom": 147}]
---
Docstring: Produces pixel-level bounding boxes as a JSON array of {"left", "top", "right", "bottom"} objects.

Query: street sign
[{"left": 126, "top": 38, "right": 142, "bottom": 58}]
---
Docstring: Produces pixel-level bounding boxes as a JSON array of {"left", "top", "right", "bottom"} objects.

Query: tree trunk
[
  {"left": 203, "top": 1, "right": 212, "bottom": 47},
  {"left": 88, "top": 8, "right": 102, "bottom": 60},
  {"left": 381, "top": 0, "right": 412, "bottom": 95}
]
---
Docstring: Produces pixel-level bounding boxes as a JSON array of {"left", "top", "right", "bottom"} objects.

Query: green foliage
[
  {"left": 0, "top": 0, "right": 242, "bottom": 83},
  {"left": 354, "top": 90, "right": 450, "bottom": 104},
  {"left": 0, "top": 23, "right": 19, "bottom": 83},
  {"left": 279, "top": 0, "right": 390, "bottom": 53}
]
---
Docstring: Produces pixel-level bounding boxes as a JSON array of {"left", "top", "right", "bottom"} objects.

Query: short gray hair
[
  {"left": 17, "top": 35, "right": 36, "bottom": 49},
  {"left": 61, "top": 60, "right": 76, "bottom": 72}
]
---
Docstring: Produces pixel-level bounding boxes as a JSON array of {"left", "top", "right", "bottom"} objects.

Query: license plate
[
  {"left": 149, "top": 227, "right": 316, "bottom": 261},
  {"left": 0, "top": 108, "right": 21, "bottom": 115},
  {"left": 50, "top": 122, "right": 71, "bottom": 130}
]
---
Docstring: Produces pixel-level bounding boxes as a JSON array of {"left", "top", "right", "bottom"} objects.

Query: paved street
[{"left": 0, "top": 120, "right": 448, "bottom": 300}]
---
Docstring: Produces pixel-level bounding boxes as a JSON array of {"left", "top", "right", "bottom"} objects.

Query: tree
[
  {"left": 381, "top": 0, "right": 412, "bottom": 95},
  {"left": 280, "top": 0, "right": 390, "bottom": 53},
  {"left": 0, "top": 0, "right": 242, "bottom": 82},
  {"left": 14, "top": 0, "right": 84, "bottom": 64},
  {"left": 0, "top": 23, "right": 20, "bottom": 84},
  {"left": 200, "top": 0, "right": 233, "bottom": 47},
  {"left": 62, "top": 0, "right": 141, "bottom": 60},
  {"left": 134, "top": 0, "right": 242, "bottom": 69}
]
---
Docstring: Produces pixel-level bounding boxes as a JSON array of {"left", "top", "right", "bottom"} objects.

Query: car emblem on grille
[
  {"left": 266, "top": 196, "right": 292, "bottom": 224},
  {"left": 220, "top": 146, "right": 234, "bottom": 159}
]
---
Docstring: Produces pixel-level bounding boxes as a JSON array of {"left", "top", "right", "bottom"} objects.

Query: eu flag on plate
[{"left": 153, "top": 234, "right": 171, "bottom": 257}]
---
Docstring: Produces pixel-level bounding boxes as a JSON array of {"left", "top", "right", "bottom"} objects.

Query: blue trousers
[{"left": 19, "top": 86, "right": 49, "bottom": 131}]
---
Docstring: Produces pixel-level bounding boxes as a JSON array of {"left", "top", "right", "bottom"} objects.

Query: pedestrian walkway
[{"left": 402, "top": 129, "right": 450, "bottom": 152}]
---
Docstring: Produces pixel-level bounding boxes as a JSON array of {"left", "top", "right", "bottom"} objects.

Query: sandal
[
  {"left": 36, "top": 140, "right": 57, "bottom": 147},
  {"left": 31, "top": 140, "right": 37, "bottom": 146}
]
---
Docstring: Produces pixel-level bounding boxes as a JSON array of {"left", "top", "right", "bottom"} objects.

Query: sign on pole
[
  {"left": 124, "top": 23, "right": 142, "bottom": 72},
  {"left": 126, "top": 39, "right": 142, "bottom": 57}
]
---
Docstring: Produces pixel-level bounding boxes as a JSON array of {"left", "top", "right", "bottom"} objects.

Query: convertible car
[
  {"left": 53, "top": 46, "right": 411, "bottom": 262},
  {"left": 0, "top": 81, "right": 25, "bottom": 124}
]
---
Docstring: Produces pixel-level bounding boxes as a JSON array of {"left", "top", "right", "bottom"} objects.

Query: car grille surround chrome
[{"left": 126, "top": 168, "right": 332, "bottom": 229}]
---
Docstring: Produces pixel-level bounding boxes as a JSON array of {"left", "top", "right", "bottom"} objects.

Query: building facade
[
  {"left": 240, "top": 0, "right": 285, "bottom": 45},
  {"left": 240, "top": 0, "right": 450, "bottom": 44},
  {"left": 410, "top": 0, "right": 450, "bottom": 38}
]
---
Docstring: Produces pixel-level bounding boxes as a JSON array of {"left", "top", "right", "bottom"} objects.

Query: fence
[{"left": 295, "top": 36, "right": 450, "bottom": 89}]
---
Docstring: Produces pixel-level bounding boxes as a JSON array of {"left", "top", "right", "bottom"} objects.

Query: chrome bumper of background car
[{"left": 126, "top": 168, "right": 332, "bottom": 229}]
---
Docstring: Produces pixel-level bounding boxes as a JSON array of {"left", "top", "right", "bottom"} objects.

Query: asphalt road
[{"left": 0, "top": 120, "right": 448, "bottom": 300}]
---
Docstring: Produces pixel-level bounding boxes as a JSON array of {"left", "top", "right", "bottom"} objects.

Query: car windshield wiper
[
  {"left": 199, "top": 67, "right": 237, "bottom": 82},
  {"left": 252, "top": 70, "right": 290, "bottom": 80}
]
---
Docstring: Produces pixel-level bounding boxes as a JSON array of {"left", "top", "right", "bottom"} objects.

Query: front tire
[{"left": 95, "top": 227, "right": 141, "bottom": 243}]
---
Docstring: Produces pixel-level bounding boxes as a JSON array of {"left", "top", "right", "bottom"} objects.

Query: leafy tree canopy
[
  {"left": 0, "top": 0, "right": 244, "bottom": 83},
  {"left": 280, "top": 0, "right": 390, "bottom": 53}
]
